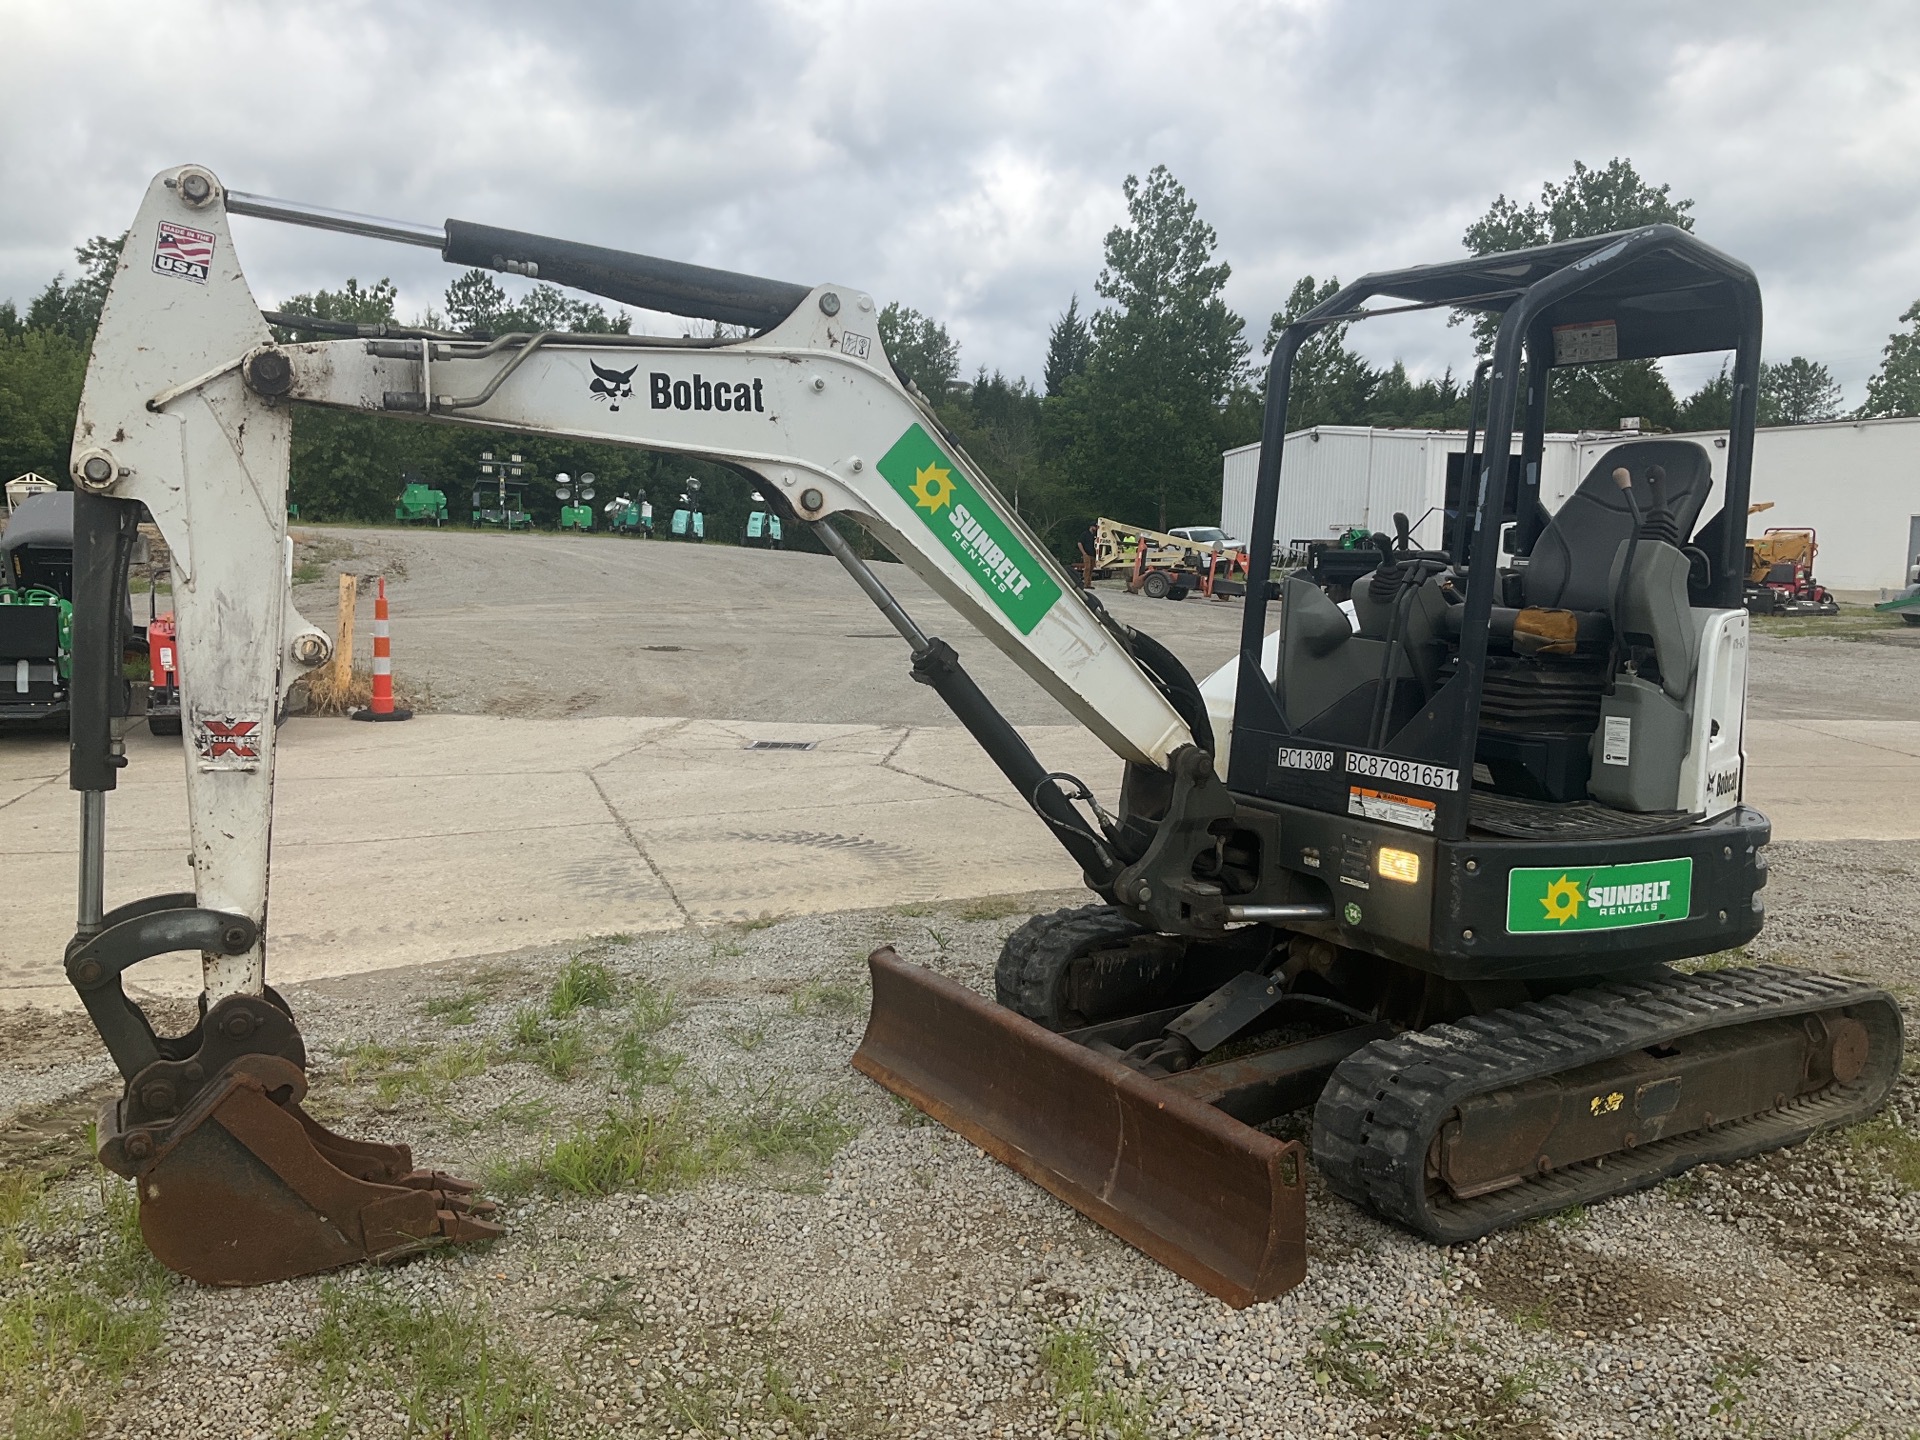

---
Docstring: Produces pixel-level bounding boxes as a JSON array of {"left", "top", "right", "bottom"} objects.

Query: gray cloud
[{"left": 6, "top": 0, "right": 1918, "bottom": 403}]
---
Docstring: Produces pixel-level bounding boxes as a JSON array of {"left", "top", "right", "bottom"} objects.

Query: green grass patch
[
  {"left": 1708, "top": 1350, "right": 1765, "bottom": 1420},
  {"left": 1492, "top": 1365, "right": 1543, "bottom": 1407},
  {"left": 1674, "top": 946, "right": 1749, "bottom": 975},
  {"left": 1531, "top": 1204, "right": 1589, "bottom": 1232},
  {"left": 789, "top": 980, "right": 865, "bottom": 1018},
  {"left": 625, "top": 977, "right": 678, "bottom": 1034},
  {"left": 761, "top": 1362, "right": 818, "bottom": 1430},
  {"left": 287, "top": 1280, "right": 551, "bottom": 1439},
  {"left": 1751, "top": 607, "right": 1905, "bottom": 641},
  {"left": 1508, "top": 1298, "right": 1553, "bottom": 1333},
  {"left": 536, "top": 1028, "right": 588, "bottom": 1082},
  {"left": 546, "top": 956, "right": 617, "bottom": 1018},
  {"left": 954, "top": 894, "right": 1037, "bottom": 922},
  {"left": 423, "top": 990, "right": 486, "bottom": 1025},
  {"left": 1662, "top": 1171, "right": 1705, "bottom": 1202},
  {"left": 510, "top": 1005, "right": 546, "bottom": 1048},
  {"left": 503, "top": 1105, "right": 707, "bottom": 1197},
  {"left": 612, "top": 1030, "right": 683, "bottom": 1087},
  {"left": 340, "top": 1039, "right": 492, "bottom": 1107},
  {"left": 1, "top": 1178, "right": 172, "bottom": 1440},
  {"left": 890, "top": 1094, "right": 933, "bottom": 1128},
  {"left": 1037, "top": 1318, "right": 1161, "bottom": 1440},
  {"left": 292, "top": 559, "right": 327, "bottom": 585},
  {"left": 734, "top": 912, "right": 782, "bottom": 932},
  {"left": 611, "top": 979, "right": 683, "bottom": 1085},
  {"left": 727, "top": 1020, "right": 770, "bottom": 1052},
  {"left": 1307, "top": 1306, "right": 1388, "bottom": 1399},
  {"left": 1849, "top": 1112, "right": 1920, "bottom": 1190},
  {"left": 0, "top": 1171, "right": 49, "bottom": 1230},
  {"left": 498, "top": 1089, "right": 855, "bottom": 1200}
]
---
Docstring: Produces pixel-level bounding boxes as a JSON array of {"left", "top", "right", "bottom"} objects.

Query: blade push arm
[{"left": 71, "top": 165, "right": 1195, "bottom": 1003}]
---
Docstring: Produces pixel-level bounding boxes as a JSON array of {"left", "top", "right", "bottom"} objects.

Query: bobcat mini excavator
[{"left": 64, "top": 166, "right": 1899, "bottom": 1301}]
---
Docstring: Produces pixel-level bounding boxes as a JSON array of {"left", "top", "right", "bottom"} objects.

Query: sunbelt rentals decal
[
  {"left": 1507, "top": 857, "right": 1693, "bottom": 934},
  {"left": 877, "top": 424, "right": 1061, "bottom": 634}
]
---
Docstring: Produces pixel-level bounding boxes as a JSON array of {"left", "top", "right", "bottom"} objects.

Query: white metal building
[{"left": 1221, "top": 416, "right": 1920, "bottom": 593}]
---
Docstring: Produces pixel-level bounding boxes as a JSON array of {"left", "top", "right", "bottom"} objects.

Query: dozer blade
[
  {"left": 99, "top": 1054, "right": 501, "bottom": 1287},
  {"left": 853, "top": 948, "right": 1306, "bottom": 1307}
]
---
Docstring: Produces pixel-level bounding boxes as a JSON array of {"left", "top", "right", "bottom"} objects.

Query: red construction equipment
[
  {"left": 146, "top": 611, "right": 181, "bottom": 735},
  {"left": 350, "top": 577, "right": 412, "bottom": 722}
]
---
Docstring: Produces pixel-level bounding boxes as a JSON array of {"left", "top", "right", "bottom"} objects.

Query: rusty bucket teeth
[
  {"left": 851, "top": 947, "right": 1307, "bottom": 1308},
  {"left": 102, "top": 1053, "right": 501, "bottom": 1286}
]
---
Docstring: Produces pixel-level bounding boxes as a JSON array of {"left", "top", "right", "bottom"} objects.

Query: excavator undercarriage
[{"left": 62, "top": 166, "right": 1902, "bottom": 1298}]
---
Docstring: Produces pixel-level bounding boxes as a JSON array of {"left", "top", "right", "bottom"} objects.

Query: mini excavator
[{"left": 63, "top": 167, "right": 1900, "bottom": 1299}]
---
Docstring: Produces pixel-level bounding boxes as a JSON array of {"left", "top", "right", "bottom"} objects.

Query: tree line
[{"left": 8, "top": 158, "right": 1920, "bottom": 561}]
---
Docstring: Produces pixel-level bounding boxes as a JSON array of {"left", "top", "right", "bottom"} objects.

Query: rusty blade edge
[{"left": 852, "top": 948, "right": 1306, "bottom": 1309}]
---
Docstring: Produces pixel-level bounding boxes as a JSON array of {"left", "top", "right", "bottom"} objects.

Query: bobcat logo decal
[{"left": 589, "top": 361, "right": 638, "bottom": 411}]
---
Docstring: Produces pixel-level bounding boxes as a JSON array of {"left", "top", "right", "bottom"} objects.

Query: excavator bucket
[
  {"left": 852, "top": 948, "right": 1307, "bottom": 1307},
  {"left": 97, "top": 1053, "right": 501, "bottom": 1287}
]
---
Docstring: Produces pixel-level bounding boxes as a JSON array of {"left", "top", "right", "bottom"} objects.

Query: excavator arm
[
  {"left": 74, "top": 166, "right": 1202, "bottom": 996},
  {"left": 64, "top": 164, "right": 1231, "bottom": 1285}
]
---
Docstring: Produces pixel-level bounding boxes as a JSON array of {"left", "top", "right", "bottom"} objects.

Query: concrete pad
[
  {"left": 0, "top": 735, "right": 64, "bottom": 784},
  {"left": 0, "top": 713, "right": 1123, "bottom": 1010},
  {"left": 1782, "top": 720, "right": 1920, "bottom": 762},
  {"left": 638, "top": 793, "right": 1083, "bottom": 925},
  {"left": 4, "top": 705, "right": 1916, "bottom": 1011},
  {"left": 263, "top": 713, "right": 690, "bottom": 780},
  {"left": 0, "top": 773, "right": 62, "bottom": 814},
  {"left": 264, "top": 824, "right": 682, "bottom": 979},
  {"left": 1743, "top": 720, "right": 1920, "bottom": 841},
  {"left": 883, "top": 724, "right": 1122, "bottom": 812}
]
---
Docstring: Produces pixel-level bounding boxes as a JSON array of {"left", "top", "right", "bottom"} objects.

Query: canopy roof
[{"left": 1311, "top": 224, "right": 1758, "bottom": 362}]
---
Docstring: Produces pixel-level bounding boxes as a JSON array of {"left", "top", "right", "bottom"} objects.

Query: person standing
[{"left": 1078, "top": 521, "right": 1100, "bottom": 589}]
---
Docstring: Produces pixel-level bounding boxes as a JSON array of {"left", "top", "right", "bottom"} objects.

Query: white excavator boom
[{"left": 72, "top": 164, "right": 1193, "bottom": 1005}]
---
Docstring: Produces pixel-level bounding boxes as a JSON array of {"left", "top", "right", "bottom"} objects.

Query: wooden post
[{"left": 319, "top": 573, "right": 356, "bottom": 706}]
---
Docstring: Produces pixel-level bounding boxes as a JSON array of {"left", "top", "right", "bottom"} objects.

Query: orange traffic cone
[{"left": 351, "top": 577, "right": 413, "bottom": 722}]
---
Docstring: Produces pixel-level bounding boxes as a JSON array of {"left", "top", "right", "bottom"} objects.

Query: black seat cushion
[{"left": 1525, "top": 441, "right": 1713, "bottom": 612}]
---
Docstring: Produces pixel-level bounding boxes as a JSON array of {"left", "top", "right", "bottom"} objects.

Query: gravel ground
[{"left": 4, "top": 854, "right": 1919, "bottom": 1440}]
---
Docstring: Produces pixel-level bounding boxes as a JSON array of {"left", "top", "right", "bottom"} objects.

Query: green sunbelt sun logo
[
  {"left": 1506, "top": 858, "right": 1693, "bottom": 933},
  {"left": 877, "top": 425, "right": 1061, "bottom": 635}
]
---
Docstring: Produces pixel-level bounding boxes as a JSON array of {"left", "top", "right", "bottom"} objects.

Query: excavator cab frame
[{"left": 1153, "top": 227, "right": 1777, "bottom": 983}]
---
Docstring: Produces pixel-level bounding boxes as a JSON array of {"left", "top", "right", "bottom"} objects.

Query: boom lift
[{"left": 66, "top": 167, "right": 1900, "bottom": 1300}]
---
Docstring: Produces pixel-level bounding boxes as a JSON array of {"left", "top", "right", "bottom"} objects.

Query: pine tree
[{"left": 1043, "top": 294, "right": 1092, "bottom": 396}]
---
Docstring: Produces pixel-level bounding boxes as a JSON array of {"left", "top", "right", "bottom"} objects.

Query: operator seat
[
  {"left": 1278, "top": 555, "right": 1450, "bottom": 740},
  {"left": 1524, "top": 441, "right": 1713, "bottom": 612},
  {"left": 1275, "top": 442, "right": 1717, "bottom": 779}
]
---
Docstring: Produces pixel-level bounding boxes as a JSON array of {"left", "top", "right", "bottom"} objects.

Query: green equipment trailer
[
  {"left": 394, "top": 480, "right": 449, "bottom": 525},
  {"left": 1875, "top": 587, "right": 1920, "bottom": 625}
]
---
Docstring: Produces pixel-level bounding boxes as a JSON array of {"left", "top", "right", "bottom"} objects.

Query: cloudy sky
[{"left": 6, "top": 0, "right": 1918, "bottom": 403}]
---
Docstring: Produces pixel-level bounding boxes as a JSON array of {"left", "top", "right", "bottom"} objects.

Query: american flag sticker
[{"left": 152, "top": 221, "right": 216, "bottom": 284}]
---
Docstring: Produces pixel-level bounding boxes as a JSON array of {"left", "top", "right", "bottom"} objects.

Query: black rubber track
[
  {"left": 994, "top": 905, "right": 1147, "bottom": 1031},
  {"left": 1312, "top": 965, "right": 1904, "bottom": 1243}
]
